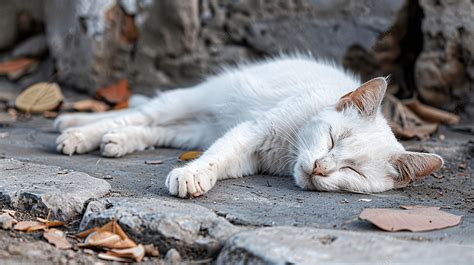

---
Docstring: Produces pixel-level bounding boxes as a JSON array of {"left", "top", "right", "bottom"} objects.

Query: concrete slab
[
  {"left": 0, "top": 114, "right": 473, "bottom": 262},
  {"left": 0, "top": 158, "right": 111, "bottom": 221},
  {"left": 80, "top": 197, "right": 240, "bottom": 259},
  {"left": 217, "top": 226, "right": 474, "bottom": 265}
]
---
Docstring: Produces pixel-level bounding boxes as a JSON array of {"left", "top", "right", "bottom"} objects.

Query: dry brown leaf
[
  {"left": 0, "top": 58, "right": 38, "bottom": 79},
  {"left": 96, "top": 79, "right": 131, "bottom": 105},
  {"left": 36, "top": 217, "right": 66, "bottom": 228},
  {"left": 43, "top": 229, "right": 72, "bottom": 249},
  {"left": 113, "top": 101, "right": 129, "bottom": 110},
  {"left": 78, "top": 219, "right": 137, "bottom": 249},
  {"left": 15, "top": 82, "right": 64, "bottom": 113},
  {"left": 72, "top": 99, "right": 110, "bottom": 112},
  {"left": 359, "top": 207, "right": 462, "bottom": 232},
  {"left": 80, "top": 231, "right": 122, "bottom": 248},
  {"left": 77, "top": 227, "right": 99, "bottom": 239},
  {"left": 383, "top": 94, "right": 438, "bottom": 140},
  {"left": 43, "top": 111, "right": 59, "bottom": 119},
  {"left": 14, "top": 221, "right": 46, "bottom": 232},
  {"left": 106, "top": 244, "right": 145, "bottom": 262},
  {"left": 404, "top": 99, "right": 460, "bottom": 125},
  {"left": 98, "top": 252, "right": 133, "bottom": 262},
  {"left": 2, "top": 209, "right": 16, "bottom": 217},
  {"left": 179, "top": 151, "right": 203, "bottom": 161}
]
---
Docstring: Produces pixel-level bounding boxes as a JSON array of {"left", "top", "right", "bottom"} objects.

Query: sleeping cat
[{"left": 53, "top": 55, "right": 443, "bottom": 198}]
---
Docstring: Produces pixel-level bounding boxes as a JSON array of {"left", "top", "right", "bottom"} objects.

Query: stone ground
[{"left": 0, "top": 84, "right": 473, "bottom": 264}]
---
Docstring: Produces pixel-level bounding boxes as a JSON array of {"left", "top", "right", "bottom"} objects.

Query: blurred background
[{"left": 0, "top": 0, "right": 473, "bottom": 116}]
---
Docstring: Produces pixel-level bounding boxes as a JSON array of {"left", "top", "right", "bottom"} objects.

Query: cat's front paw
[
  {"left": 100, "top": 130, "right": 129, "bottom": 158},
  {"left": 165, "top": 167, "right": 217, "bottom": 198},
  {"left": 56, "top": 129, "right": 97, "bottom": 155}
]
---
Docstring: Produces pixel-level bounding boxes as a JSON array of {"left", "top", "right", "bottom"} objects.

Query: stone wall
[
  {"left": 1, "top": 0, "right": 473, "bottom": 111},
  {"left": 44, "top": 0, "right": 404, "bottom": 92}
]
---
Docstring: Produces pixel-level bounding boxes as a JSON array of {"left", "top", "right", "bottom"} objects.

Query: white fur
[{"left": 53, "top": 55, "right": 430, "bottom": 197}]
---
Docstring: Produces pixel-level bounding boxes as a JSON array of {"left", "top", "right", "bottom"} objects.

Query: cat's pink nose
[{"left": 313, "top": 160, "right": 327, "bottom": 177}]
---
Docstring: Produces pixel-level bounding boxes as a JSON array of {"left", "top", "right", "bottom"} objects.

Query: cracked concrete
[
  {"left": 0, "top": 102, "right": 473, "bottom": 263},
  {"left": 80, "top": 197, "right": 241, "bottom": 259},
  {"left": 0, "top": 158, "right": 110, "bottom": 221}
]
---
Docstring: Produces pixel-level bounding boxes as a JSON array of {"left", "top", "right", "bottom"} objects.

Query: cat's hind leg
[
  {"left": 56, "top": 83, "right": 220, "bottom": 155},
  {"left": 54, "top": 109, "right": 132, "bottom": 132},
  {"left": 100, "top": 123, "right": 218, "bottom": 157}
]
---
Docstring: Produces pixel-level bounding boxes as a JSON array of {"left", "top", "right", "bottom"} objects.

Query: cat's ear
[
  {"left": 336, "top": 77, "right": 387, "bottom": 118},
  {"left": 390, "top": 152, "right": 444, "bottom": 188}
]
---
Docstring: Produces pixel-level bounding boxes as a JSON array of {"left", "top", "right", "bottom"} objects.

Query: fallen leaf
[
  {"left": 15, "top": 82, "right": 64, "bottom": 113},
  {"left": 79, "top": 231, "right": 122, "bottom": 248},
  {"left": 113, "top": 100, "right": 129, "bottom": 110},
  {"left": 106, "top": 244, "right": 145, "bottom": 262},
  {"left": 98, "top": 252, "right": 133, "bottom": 262},
  {"left": 0, "top": 58, "right": 38, "bottom": 79},
  {"left": 78, "top": 219, "right": 136, "bottom": 249},
  {"left": 96, "top": 79, "right": 131, "bottom": 105},
  {"left": 359, "top": 207, "right": 462, "bottom": 232},
  {"left": 179, "top": 151, "right": 203, "bottom": 161},
  {"left": 144, "top": 160, "right": 163, "bottom": 165},
  {"left": 404, "top": 99, "right": 460, "bottom": 125},
  {"left": 43, "top": 111, "right": 59, "bottom": 119},
  {"left": 383, "top": 94, "right": 439, "bottom": 140},
  {"left": 72, "top": 99, "right": 110, "bottom": 112},
  {"left": 14, "top": 221, "right": 46, "bottom": 232},
  {"left": 77, "top": 227, "right": 99, "bottom": 239},
  {"left": 36, "top": 218, "right": 65, "bottom": 228},
  {"left": 43, "top": 229, "right": 72, "bottom": 249},
  {"left": 1, "top": 209, "right": 16, "bottom": 217}
]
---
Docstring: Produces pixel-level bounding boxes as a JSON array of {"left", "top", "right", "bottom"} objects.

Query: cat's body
[{"left": 54, "top": 55, "right": 443, "bottom": 197}]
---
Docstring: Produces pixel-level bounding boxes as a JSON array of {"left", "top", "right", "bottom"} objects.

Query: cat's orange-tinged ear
[
  {"left": 336, "top": 77, "right": 387, "bottom": 118},
  {"left": 390, "top": 152, "right": 444, "bottom": 188}
]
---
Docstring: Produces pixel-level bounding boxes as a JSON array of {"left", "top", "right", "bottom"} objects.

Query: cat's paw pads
[
  {"left": 165, "top": 167, "right": 216, "bottom": 198},
  {"left": 56, "top": 129, "right": 94, "bottom": 155},
  {"left": 100, "top": 130, "right": 128, "bottom": 157},
  {"left": 53, "top": 114, "right": 80, "bottom": 132}
]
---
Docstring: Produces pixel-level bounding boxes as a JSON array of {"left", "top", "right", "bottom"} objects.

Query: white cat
[{"left": 53, "top": 55, "right": 443, "bottom": 197}]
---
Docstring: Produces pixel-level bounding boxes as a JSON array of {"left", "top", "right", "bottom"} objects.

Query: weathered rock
[
  {"left": 0, "top": 159, "right": 110, "bottom": 221},
  {"left": 45, "top": 0, "right": 404, "bottom": 93},
  {"left": 12, "top": 35, "right": 48, "bottom": 58},
  {"left": 217, "top": 227, "right": 474, "bottom": 265},
  {"left": 415, "top": 0, "right": 474, "bottom": 110},
  {"left": 0, "top": 0, "right": 45, "bottom": 50},
  {"left": 79, "top": 197, "right": 242, "bottom": 259},
  {"left": 164, "top": 248, "right": 182, "bottom": 265}
]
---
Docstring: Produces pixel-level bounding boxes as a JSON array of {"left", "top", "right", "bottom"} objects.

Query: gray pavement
[{"left": 0, "top": 113, "right": 473, "bottom": 263}]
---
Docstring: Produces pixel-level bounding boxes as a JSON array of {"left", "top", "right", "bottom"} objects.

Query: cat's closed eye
[{"left": 329, "top": 127, "right": 335, "bottom": 149}]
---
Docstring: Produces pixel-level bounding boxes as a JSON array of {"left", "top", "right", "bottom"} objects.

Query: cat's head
[{"left": 293, "top": 77, "right": 443, "bottom": 193}]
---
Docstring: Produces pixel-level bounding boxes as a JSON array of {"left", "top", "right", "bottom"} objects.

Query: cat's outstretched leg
[
  {"left": 100, "top": 123, "right": 218, "bottom": 157},
  {"left": 55, "top": 87, "right": 212, "bottom": 155},
  {"left": 166, "top": 121, "right": 260, "bottom": 198},
  {"left": 54, "top": 110, "right": 132, "bottom": 132},
  {"left": 54, "top": 95, "right": 152, "bottom": 131}
]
